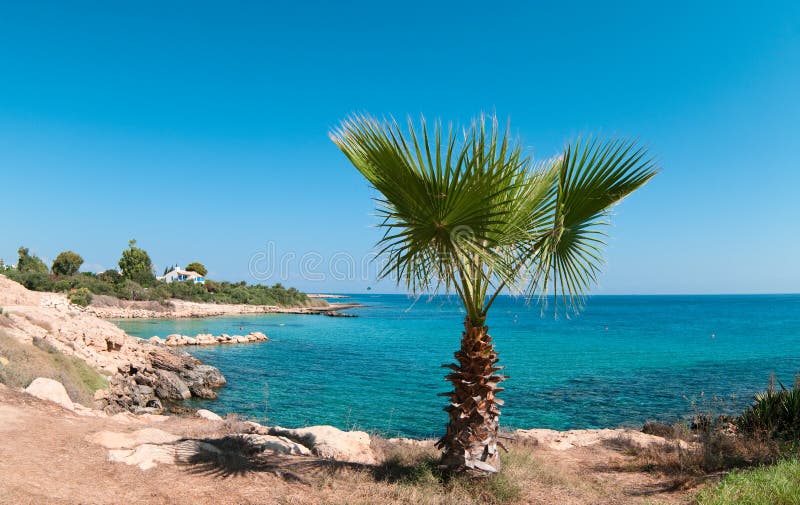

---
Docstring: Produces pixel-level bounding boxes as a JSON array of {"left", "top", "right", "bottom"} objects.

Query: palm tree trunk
[{"left": 436, "top": 317, "right": 505, "bottom": 476}]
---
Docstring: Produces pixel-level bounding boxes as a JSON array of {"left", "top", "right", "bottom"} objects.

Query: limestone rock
[
  {"left": 153, "top": 369, "right": 191, "bottom": 400},
  {"left": 268, "top": 425, "right": 375, "bottom": 464},
  {"left": 24, "top": 378, "right": 74, "bottom": 411},
  {"left": 108, "top": 443, "right": 176, "bottom": 470},
  {"left": 196, "top": 409, "right": 223, "bottom": 421},
  {"left": 238, "top": 434, "right": 312, "bottom": 456}
]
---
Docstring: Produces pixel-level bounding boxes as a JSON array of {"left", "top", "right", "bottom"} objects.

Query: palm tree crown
[{"left": 331, "top": 114, "right": 656, "bottom": 317}]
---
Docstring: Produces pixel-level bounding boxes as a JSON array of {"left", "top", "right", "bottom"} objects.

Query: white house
[{"left": 158, "top": 267, "right": 205, "bottom": 284}]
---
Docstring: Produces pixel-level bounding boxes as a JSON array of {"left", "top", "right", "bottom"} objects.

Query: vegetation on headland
[
  {"left": 1, "top": 242, "right": 308, "bottom": 307},
  {"left": 331, "top": 114, "right": 657, "bottom": 475}
]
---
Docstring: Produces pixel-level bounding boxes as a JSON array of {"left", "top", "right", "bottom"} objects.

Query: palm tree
[{"left": 330, "top": 114, "right": 657, "bottom": 476}]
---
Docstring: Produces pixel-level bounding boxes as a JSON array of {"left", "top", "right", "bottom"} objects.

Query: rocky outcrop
[
  {"left": 149, "top": 331, "right": 269, "bottom": 347},
  {"left": 0, "top": 276, "right": 226, "bottom": 415},
  {"left": 268, "top": 425, "right": 376, "bottom": 465},
  {"left": 95, "top": 346, "right": 227, "bottom": 414},
  {"left": 89, "top": 423, "right": 372, "bottom": 472}
]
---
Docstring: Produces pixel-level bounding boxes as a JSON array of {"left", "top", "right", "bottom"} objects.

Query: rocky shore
[
  {"left": 0, "top": 276, "right": 226, "bottom": 414},
  {"left": 85, "top": 294, "right": 362, "bottom": 319}
]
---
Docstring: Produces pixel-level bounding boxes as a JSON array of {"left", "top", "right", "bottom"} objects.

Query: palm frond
[{"left": 532, "top": 138, "right": 658, "bottom": 314}]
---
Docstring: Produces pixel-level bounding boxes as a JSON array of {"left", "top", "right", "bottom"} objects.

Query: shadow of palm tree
[
  {"left": 174, "top": 435, "right": 368, "bottom": 482},
  {"left": 173, "top": 434, "right": 440, "bottom": 484}
]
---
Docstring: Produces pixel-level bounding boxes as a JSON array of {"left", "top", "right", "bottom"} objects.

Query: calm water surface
[{"left": 115, "top": 294, "right": 800, "bottom": 438}]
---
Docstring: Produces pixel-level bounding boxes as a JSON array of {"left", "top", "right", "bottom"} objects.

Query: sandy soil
[{"left": 0, "top": 384, "right": 697, "bottom": 505}]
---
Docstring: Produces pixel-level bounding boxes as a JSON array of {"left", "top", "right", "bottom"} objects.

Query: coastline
[
  {"left": 0, "top": 275, "right": 729, "bottom": 504},
  {"left": 85, "top": 294, "right": 363, "bottom": 319}
]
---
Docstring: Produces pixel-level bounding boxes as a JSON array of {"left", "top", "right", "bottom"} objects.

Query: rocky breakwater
[
  {"left": 148, "top": 331, "right": 269, "bottom": 347},
  {"left": 0, "top": 275, "right": 226, "bottom": 415}
]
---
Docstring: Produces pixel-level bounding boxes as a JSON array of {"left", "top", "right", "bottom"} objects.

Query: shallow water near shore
[{"left": 115, "top": 294, "right": 800, "bottom": 439}]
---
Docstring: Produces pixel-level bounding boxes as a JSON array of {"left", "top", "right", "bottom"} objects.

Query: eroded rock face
[
  {"left": 268, "top": 425, "right": 376, "bottom": 465},
  {"left": 97, "top": 347, "right": 227, "bottom": 414}
]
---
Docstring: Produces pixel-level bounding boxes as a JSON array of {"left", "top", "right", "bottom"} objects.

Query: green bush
[
  {"left": 16, "top": 247, "right": 49, "bottom": 274},
  {"left": 185, "top": 261, "right": 207, "bottom": 276},
  {"left": 52, "top": 251, "right": 84, "bottom": 276},
  {"left": 737, "top": 377, "right": 800, "bottom": 440},
  {"left": 5, "top": 270, "right": 55, "bottom": 291},
  {"left": 67, "top": 288, "right": 92, "bottom": 307}
]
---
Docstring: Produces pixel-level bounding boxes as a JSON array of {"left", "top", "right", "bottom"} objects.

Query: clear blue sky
[{"left": 1, "top": 1, "right": 798, "bottom": 294}]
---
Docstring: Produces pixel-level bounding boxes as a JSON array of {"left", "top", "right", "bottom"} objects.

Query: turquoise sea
[{"left": 115, "top": 294, "right": 800, "bottom": 439}]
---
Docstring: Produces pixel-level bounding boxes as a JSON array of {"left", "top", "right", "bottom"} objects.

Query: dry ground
[{"left": 0, "top": 384, "right": 701, "bottom": 505}]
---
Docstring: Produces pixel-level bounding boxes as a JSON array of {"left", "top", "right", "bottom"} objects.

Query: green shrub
[
  {"left": 737, "top": 376, "right": 800, "bottom": 440},
  {"left": 16, "top": 247, "right": 48, "bottom": 274},
  {"left": 67, "top": 288, "right": 92, "bottom": 307},
  {"left": 5, "top": 270, "right": 55, "bottom": 291}
]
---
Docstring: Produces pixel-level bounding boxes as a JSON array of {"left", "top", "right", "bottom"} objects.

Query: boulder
[
  {"left": 108, "top": 443, "right": 176, "bottom": 471},
  {"left": 268, "top": 425, "right": 375, "bottom": 464},
  {"left": 24, "top": 378, "right": 75, "bottom": 411},
  {"left": 153, "top": 369, "right": 191, "bottom": 400},
  {"left": 196, "top": 409, "right": 223, "bottom": 421}
]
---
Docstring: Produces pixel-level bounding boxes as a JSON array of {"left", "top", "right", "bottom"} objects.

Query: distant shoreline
[{"left": 86, "top": 295, "right": 363, "bottom": 319}]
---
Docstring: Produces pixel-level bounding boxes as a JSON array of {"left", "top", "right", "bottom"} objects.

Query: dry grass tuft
[
  {"left": 605, "top": 421, "right": 784, "bottom": 491},
  {"left": 291, "top": 439, "right": 597, "bottom": 505}
]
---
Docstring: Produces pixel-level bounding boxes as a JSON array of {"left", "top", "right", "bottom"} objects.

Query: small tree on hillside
[
  {"left": 185, "top": 262, "right": 207, "bottom": 276},
  {"left": 17, "top": 247, "right": 49, "bottom": 274},
  {"left": 52, "top": 251, "right": 84, "bottom": 276},
  {"left": 118, "top": 240, "right": 156, "bottom": 286}
]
